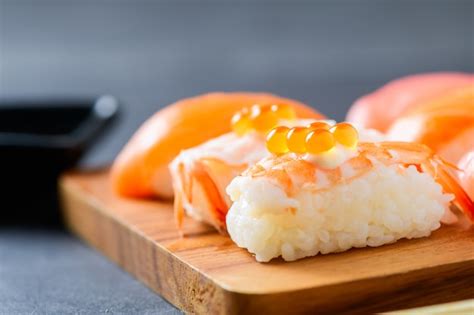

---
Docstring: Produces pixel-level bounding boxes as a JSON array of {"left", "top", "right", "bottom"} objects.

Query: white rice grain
[{"left": 226, "top": 164, "right": 451, "bottom": 262}]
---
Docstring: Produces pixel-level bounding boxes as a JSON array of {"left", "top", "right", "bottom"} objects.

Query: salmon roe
[
  {"left": 231, "top": 109, "right": 251, "bottom": 136},
  {"left": 231, "top": 104, "right": 296, "bottom": 135},
  {"left": 287, "top": 127, "right": 310, "bottom": 153},
  {"left": 305, "top": 129, "right": 335, "bottom": 154},
  {"left": 265, "top": 121, "right": 358, "bottom": 155},
  {"left": 250, "top": 105, "right": 279, "bottom": 132},
  {"left": 266, "top": 126, "right": 290, "bottom": 154},
  {"left": 271, "top": 104, "right": 296, "bottom": 120},
  {"left": 331, "top": 122, "right": 358, "bottom": 147},
  {"left": 308, "top": 121, "right": 331, "bottom": 130}
]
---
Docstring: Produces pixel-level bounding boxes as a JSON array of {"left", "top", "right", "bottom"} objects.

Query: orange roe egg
[
  {"left": 266, "top": 126, "right": 290, "bottom": 154},
  {"left": 287, "top": 127, "right": 310, "bottom": 153},
  {"left": 250, "top": 104, "right": 279, "bottom": 132},
  {"left": 305, "top": 129, "right": 335, "bottom": 154},
  {"left": 231, "top": 110, "right": 252, "bottom": 136},
  {"left": 331, "top": 122, "right": 358, "bottom": 147},
  {"left": 308, "top": 121, "right": 331, "bottom": 130},
  {"left": 271, "top": 104, "right": 296, "bottom": 120}
]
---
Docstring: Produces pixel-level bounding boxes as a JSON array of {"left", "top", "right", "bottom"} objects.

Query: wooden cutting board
[{"left": 60, "top": 170, "right": 474, "bottom": 314}]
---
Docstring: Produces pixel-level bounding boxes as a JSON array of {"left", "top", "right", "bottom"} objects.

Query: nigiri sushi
[
  {"left": 387, "top": 86, "right": 474, "bottom": 164},
  {"left": 170, "top": 106, "right": 384, "bottom": 233},
  {"left": 347, "top": 72, "right": 473, "bottom": 132},
  {"left": 111, "top": 92, "right": 321, "bottom": 199},
  {"left": 226, "top": 122, "right": 473, "bottom": 262}
]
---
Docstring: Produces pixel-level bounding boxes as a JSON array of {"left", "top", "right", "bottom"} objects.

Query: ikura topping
[
  {"left": 265, "top": 121, "right": 359, "bottom": 155},
  {"left": 231, "top": 109, "right": 252, "bottom": 136},
  {"left": 231, "top": 104, "right": 296, "bottom": 135},
  {"left": 331, "top": 122, "right": 358, "bottom": 147},
  {"left": 265, "top": 126, "right": 290, "bottom": 154},
  {"left": 307, "top": 121, "right": 331, "bottom": 130},
  {"left": 306, "top": 129, "right": 335, "bottom": 154},
  {"left": 250, "top": 105, "right": 279, "bottom": 132},
  {"left": 286, "top": 127, "right": 310, "bottom": 153},
  {"left": 271, "top": 104, "right": 296, "bottom": 120}
]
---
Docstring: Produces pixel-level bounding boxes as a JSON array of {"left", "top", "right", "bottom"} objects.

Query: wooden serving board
[{"left": 60, "top": 170, "right": 474, "bottom": 314}]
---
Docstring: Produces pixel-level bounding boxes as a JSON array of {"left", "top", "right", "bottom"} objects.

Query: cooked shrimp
[
  {"left": 171, "top": 132, "right": 263, "bottom": 233},
  {"left": 111, "top": 92, "right": 323, "bottom": 199},
  {"left": 458, "top": 150, "right": 474, "bottom": 201},
  {"left": 226, "top": 133, "right": 473, "bottom": 261},
  {"left": 242, "top": 141, "right": 474, "bottom": 223},
  {"left": 170, "top": 118, "right": 393, "bottom": 234}
]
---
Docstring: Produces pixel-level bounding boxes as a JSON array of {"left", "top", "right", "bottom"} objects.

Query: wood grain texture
[
  {"left": 60, "top": 170, "right": 474, "bottom": 314},
  {"left": 391, "top": 299, "right": 474, "bottom": 314}
]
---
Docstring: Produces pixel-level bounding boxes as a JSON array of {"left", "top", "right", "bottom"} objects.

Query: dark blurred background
[
  {"left": 1, "top": 0, "right": 473, "bottom": 167},
  {"left": 0, "top": 1, "right": 473, "bottom": 314}
]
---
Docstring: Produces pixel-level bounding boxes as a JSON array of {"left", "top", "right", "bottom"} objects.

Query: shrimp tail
[
  {"left": 435, "top": 161, "right": 474, "bottom": 222},
  {"left": 371, "top": 142, "right": 474, "bottom": 222},
  {"left": 420, "top": 155, "right": 474, "bottom": 223}
]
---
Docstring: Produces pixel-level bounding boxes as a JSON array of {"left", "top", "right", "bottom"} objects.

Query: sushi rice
[{"left": 226, "top": 163, "right": 452, "bottom": 262}]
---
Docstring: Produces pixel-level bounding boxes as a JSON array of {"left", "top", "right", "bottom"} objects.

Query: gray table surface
[{"left": 0, "top": 1, "right": 472, "bottom": 314}]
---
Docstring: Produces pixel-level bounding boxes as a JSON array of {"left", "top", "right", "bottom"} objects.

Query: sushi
[
  {"left": 170, "top": 103, "right": 327, "bottom": 232},
  {"left": 170, "top": 107, "right": 384, "bottom": 233},
  {"left": 226, "top": 122, "right": 473, "bottom": 262},
  {"left": 387, "top": 86, "right": 474, "bottom": 164},
  {"left": 110, "top": 87, "right": 473, "bottom": 263},
  {"left": 169, "top": 117, "right": 268, "bottom": 232},
  {"left": 346, "top": 72, "right": 473, "bottom": 132},
  {"left": 111, "top": 92, "right": 321, "bottom": 199}
]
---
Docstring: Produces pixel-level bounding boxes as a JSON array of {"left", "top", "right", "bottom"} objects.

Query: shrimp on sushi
[
  {"left": 458, "top": 149, "right": 474, "bottom": 201},
  {"left": 170, "top": 127, "right": 265, "bottom": 233},
  {"left": 226, "top": 122, "right": 473, "bottom": 262},
  {"left": 111, "top": 92, "right": 320, "bottom": 199},
  {"left": 170, "top": 106, "right": 386, "bottom": 233},
  {"left": 170, "top": 103, "right": 328, "bottom": 232}
]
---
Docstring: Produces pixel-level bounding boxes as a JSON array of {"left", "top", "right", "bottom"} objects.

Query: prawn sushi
[
  {"left": 226, "top": 122, "right": 473, "bottom": 262},
  {"left": 170, "top": 106, "right": 384, "bottom": 233},
  {"left": 170, "top": 103, "right": 326, "bottom": 232}
]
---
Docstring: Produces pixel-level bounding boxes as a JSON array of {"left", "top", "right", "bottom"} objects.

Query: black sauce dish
[{"left": 0, "top": 96, "right": 119, "bottom": 225}]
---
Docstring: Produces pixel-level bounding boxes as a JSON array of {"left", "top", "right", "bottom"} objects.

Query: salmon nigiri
[
  {"left": 387, "top": 86, "right": 474, "bottom": 164},
  {"left": 111, "top": 92, "right": 323, "bottom": 199},
  {"left": 347, "top": 72, "right": 473, "bottom": 132}
]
